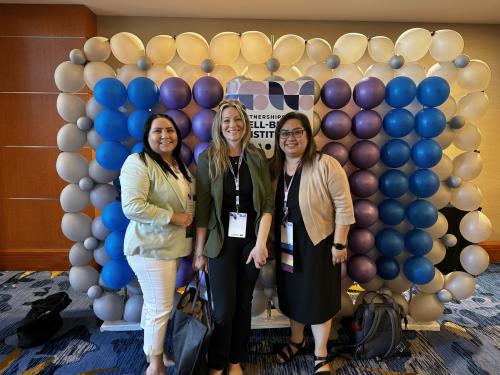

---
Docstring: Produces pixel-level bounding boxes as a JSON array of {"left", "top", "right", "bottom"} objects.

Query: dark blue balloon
[
  {"left": 131, "top": 142, "right": 144, "bottom": 154},
  {"left": 379, "top": 169, "right": 409, "bottom": 198},
  {"left": 403, "top": 256, "right": 435, "bottom": 284},
  {"left": 376, "top": 256, "right": 400, "bottom": 280},
  {"left": 94, "top": 77, "right": 127, "bottom": 109},
  {"left": 101, "top": 259, "right": 135, "bottom": 289},
  {"left": 192, "top": 109, "right": 215, "bottom": 142},
  {"left": 405, "top": 229, "right": 433, "bottom": 256},
  {"left": 96, "top": 141, "right": 129, "bottom": 170},
  {"left": 95, "top": 109, "right": 129, "bottom": 142},
  {"left": 415, "top": 108, "right": 446, "bottom": 138},
  {"left": 378, "top": 199, "right": 405, "bottom": 225},
  {"left": 385, "top": 77, "right": 417, "bottom": 108},
  {"left": 409, "top": 169, "right": 440, "bottom": 198},
  {"left": 375, "top": 228, "right": 404, "bottom": 257},
  {"left": 128, "top": 110, "right": 151, "bottom": 141},
  {"left": 127, "top": 77, "right": 159, "bottom": 110},
  {"left": 406, "top": 199, "right": 438, "bottom": 228},
  {"left": 193, "top": 76, "right": 224, "bottom": 109},
  {"left": 104, "top": 231, "right": 126, "bottom": 260},
  {"left": 381, "top": 139, "right": 411, "bottom": 168},
  {"left": 411, "top": 139, "right": 442, "bottom": 168},
  {"left": 102, "top": 201, "right": 129, "bottom": 232},
  {"left": 383, "top": 108, "right": 414, "bottom": 138},
  {"left": 417, "top": 76, "right": 450, "bottom": 107},
  {"left": 160, "top": 77, "right": 192, "bottom": 109}
]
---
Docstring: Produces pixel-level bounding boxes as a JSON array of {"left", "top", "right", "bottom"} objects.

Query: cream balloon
[
  {"left": 426, "top": 240, "right": 446, "bottom": 265},
  {"left": 394, "top": 62, "right": 426, "bottom": 84},
  {"left": 333, "top": 64, "right": 364, "bottom": 88},
  {"left": 110, "top": 32, "right": 145, "bottom": 64},
  {"left": 273, "top": 34, "right": 305, "bottom": 66},
  {"left": 425, "top": 212, "right": 448, "bottom": 239},
  {"left": 459, "top": 210, "right": 492, "bottom": 243},
  {"left": 359, "top": 275, "right": 384, "bottom": 291},
  {"left": 368, "top": 36, "right": 394, "bottom": 63},
  {"left": 211, "top": 65, "right": 237, "bottom": 92},
  {"left": 452, "top": 151, "right": 483, "bottom": 181},
  {"left": 427, "top": 62, "right": 458, "bottom": 84},
  {"left": 243, "top": 64, "right": 269, "bottom": 81},
  {"left": 117, "top": 64, "right": 146, "bottom": 87},
  {"left": 337, "top": 291, "right": 355, "bottom": 317},
  {"left": 404, "top": 99, "right": 424, "bottom": 117},
  {"left": 434, "top": 126, "right": 454, "bottom": 150},
  {"left": 304, "top": 63, "right": 333, "bottom": 86},
  {"left": 240, "top": 31, "right": 272, "bottom": 64},
  {"left": 409, "top": 293, "right": 444, "bottom": 321},
  {"left": 444, "top": 271, "right": 476, "bottom": 300},
  {"left": 56, "top": 93, "right": 85, "bottom": 123},
  {"left": 394, "top": 250, "right": 411, "bottom": 264},
  {"left": 306, "top": 38, "right": 331, "bottom": 63},
  {"left": 147, "top": 64, "right": 177, "bottom": 87},
  {"left": 438, "top": 96, "right": 457, "bottom": 121},
  {"left": 84, "top": 36, "right": 111, "bottom": 62},
  {"left": 453, "top": 123, "right": 481, "bottom": 152},
  {"left": 83, "top": 62, "right": 115, "bottom": 90},
  {"left": 333, "top": 33, "right": 368, "bottom": 64},
  {"left": 364, "top": 63, "right": 394, "bottom": 85},
  {"left": 457, "top": 59, "right": 491, "bottom": 92},
  {"left": 178, "top": 64, "right": 206, "bottom": 88},
  {"left": 176, "top": 32, "right": 209, "bottom": 65},
  {"left": 395, "top": 28, "right": 432, "bottom": 62},
  {"left": 54, "top": 61, "right": 85, "bottom": 93},
  {"left": 429, "top": 30, "right": 464, "bottom": 62},
  {"left": 146, "top": 35, "right": 175, "bottom": 65},
  {"left": 459, "top": 244, "right": 490, "bottom": 275},
  {"left": 210, "top": 32, "right": 240, "bottom": 65},
  {"left": 431, "top": 154, "right": 453, "bottom": 180},
  {"left": 392, "top": 293, "right": 409, "bottom": 315},
  {"left": 417, "top": 268, "right": 444, "bottom": 293},
  {"left": 275, "top": 66, "right": 302, "bottom": 81},
  {"left": 457, "top": 92, "right": 489, "bottom": 122},
  {"left": 384, "top": 271, "right": 412, "bottom": 293},
  {"left": 428, "top": 183, "right": 451, "bottom": 210},
  {"left": 312, "top": 111, "right": 321, "bottom": 136}
]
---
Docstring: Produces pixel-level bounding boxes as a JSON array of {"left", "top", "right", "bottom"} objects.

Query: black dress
[{"left": 275, "top": 170, "right": 341, "bottom": 325}]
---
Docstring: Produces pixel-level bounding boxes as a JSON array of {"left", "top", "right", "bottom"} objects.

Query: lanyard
[
  {"left": 283, "top": 161, "right": 301, "bottom": 222},
  {"left": 228, "top": 154, "right": 244, "bottom": 213}
]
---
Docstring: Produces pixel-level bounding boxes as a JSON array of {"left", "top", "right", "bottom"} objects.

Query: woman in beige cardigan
[{"left": 270, "top": 112, "right": 355, "bottom": 374}]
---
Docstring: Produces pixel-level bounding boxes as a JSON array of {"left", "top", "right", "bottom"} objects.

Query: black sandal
[
  {"left": 276, "top": 338, "right": 306, "bottom": 364},
  {"left": 313, "top": 355, "right": 332, "bottom": 374}
]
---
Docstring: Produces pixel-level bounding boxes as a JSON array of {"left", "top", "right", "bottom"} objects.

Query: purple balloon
[
  {"left": 341, "top": 262, "right": 347, "bottom": 279},
  {"left": 347, "top": 254, "right": 377, "bottom": 283},
  {"left": 348, "top": 228, "right": 375, "bottom": 254},
  {"left": 165, "top": 110, "right": 191, "bottom": 139},
  {"left": 321, "top": 142, "right": 349, "bottom": 166},
  {"left": 193, "top": 76, "right": 224, "bottom": 109},
  {"left": 160, "top": 77, "right": 191, "bottom": 109},
  {"left": 354, "top": 199, "right": 379, "bottom": 227},
  {"left": 194, "top": 142, "right": 210, "bottom": 164},
  {"left": 175, "top": 256, "right": 194, "bottom": 288},
  {"left": 321, "top": 78, "right": 351, "bottom": 109},
  {"left": 349, "top": 140, "right": 380, "bottom": 169},
  {"left": 192, "top": 109, "right": 215, "bottom": 142},
  {"left": 352, "top": 110, "right": 382, "bottom": 139},
  {"left": 180, "top": 142, "right": 193, "bottom": 167},
  {"left": 321, "top": 110, "right": 351, "bottom": 140},
  {"left": 353, "top": 77, "right": 386, "bottom": 109},
  {"left": 349, "top": 169, "right": 378, "bottom": 198}
]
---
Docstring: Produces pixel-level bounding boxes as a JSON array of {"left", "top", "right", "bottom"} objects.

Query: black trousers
[{"left": 207, "top": 236, "right": 260, "bottom": 370}]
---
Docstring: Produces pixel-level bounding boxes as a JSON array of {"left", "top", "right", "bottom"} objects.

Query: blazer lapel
[{"left": 165, "top": 173, "right": 187, "bottom": 209}]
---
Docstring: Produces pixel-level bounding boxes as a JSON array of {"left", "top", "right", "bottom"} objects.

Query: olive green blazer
[{"left": 195, "top": 146, "right": 274, "bottom": 258}]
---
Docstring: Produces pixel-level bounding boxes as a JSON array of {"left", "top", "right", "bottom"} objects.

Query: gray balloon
[
  {"left": 444, "top": 271, "right": 476, "bottom": 300},
  {"left": 93, "top": 291, "right": 124, "bottom": 321},
  {"left": 389, "top": 55, "right": 405, "bottom": 69},
  {"left": 441, "top": 234, "right": 458, "bottom": 247},
  {"left": 459, "top": 244, "right": 490, "bottom": 276},
  {"left": 94, "top": 243, "right": 111, "bottom": 266},
  {"left": 121, "top": 135, "right": 137, "bottom": 151},
  {"left": 127, "top": 278, "right": 142, "bottom": 295},
  {"left": 449, "top": 115, "right": 465, "bottom": 129},
  {"left": 88, "top": 284, "right": 103, "bottom": 299},
  {"left": 57, "top": 93, "right": 86, "bottom": 123},
  {"left": 60, "top": 183, "right": 90, "bottom": 213},
  {"left": 87, "top": 128, "right": 104, "bottom": 150},
  {"left": 326, "top": 54, "right": 341, "bottom": 69},
  {"left": 88, "top": 159, "right": 120, "bottom": 184},
  {"left": 251, "top": 290, "right": 268, "bottom": 317},
  {"left": 265, "top": 58, "right": 280, "bottom": 73},
  {"left": 453, "top": 54, "right": 470, "bottom": 68},
  {"left": 436, "top": 288, "right": 453, "bottom": 303},
  {"left": 79, "top": 176, "right": 95, "bottom": 191},
  {"left": 61, "top": 212, "right": 92, "bottom": 241},
  {"left": 69, "top": 242, "right": 94, "bottom": 266},
  {"left": 86, "top": 97, "right": 104, "bottom": 120},
  {"left": 297, "top": 75, "right": 320, "bottom": 103},
  {"left": 90, "top": 183, "right": 118, "bottom": 210},
  {"left": 57, "top": 123, "right": 87, "bottom": 152},
  {"left": 77, "top": 116, "right": 93, "bottom": 131},
  {"left": 119, "top": 100, "right": 135, "bottom": 116},
  {"left": 200, "top": 58, "right": 215, "bottom": 73},
  {"left": 70, "top": 48, "right": 87, "bottom": 65},
  {"left": 56, "top": 152, "right": 89, "bottom": 184},
  {"left": 84, "top": 236, "right": 99, "bottom": 250},
  {"left": 264, "top": 75, "right": 285, "bottom": 82},
  {"left": 124, "top": 294, "right": 143, "bottom": 322},
  {"left": 137, "top": 56, "right": 152, "bottom": 71},
  {"left": 259, "top": 260, "right": 276, "bottom": 287},
  {"left": 446, "top": 175, "right": 462, "bottom": 188},
  {"left": 92, "top": 215, "right": 111, "bottom": 241},
  {"left": 69, "top": 265, "right": 99, "bottom": 292}
]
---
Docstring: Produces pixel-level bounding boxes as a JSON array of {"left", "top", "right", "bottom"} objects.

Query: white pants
[{"left": 127, "top": 255, "right": 177, "bottom": 356}]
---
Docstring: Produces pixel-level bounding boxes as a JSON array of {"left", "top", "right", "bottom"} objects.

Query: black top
[{"left": 222, "top": 156, "right": 256, "bottom": 218}]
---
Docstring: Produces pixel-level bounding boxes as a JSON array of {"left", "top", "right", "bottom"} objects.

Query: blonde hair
[{"left": 207, "top": 99, "right": 256, "bottom": 180}]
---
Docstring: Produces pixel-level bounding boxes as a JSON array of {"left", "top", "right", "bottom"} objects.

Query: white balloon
[
  {"left": 444, "top": 271, "right": 476, "bottom": 300},
  {"left": 69, "top": 265, "right": 99, "bottom": 292},
  {"left": 146, "top": 35, "right": 175, "bottom": 65},
  {"left": 56, "top": 93, "right": 85, "bottom": 123},
  {"left": 428, "top": 183, "right": 451, "bottom": 209},
  {"left": 426, "top": 240, "right": 447, "bottom": 264},
  {"left": 333, "top": 33, "right": 368, "bottom": 64},
  {"left": 453, "top": 151, "right": 483, "bottom": 181},
  {"left": 368, "top": 36, "right": 394, "bottom": 63},
  {"left": 425, "top": 212, "right": 448, "bottom": 239},
  {"left": 427, "top": 62, "right": 457, "bottom": 84},
  {"left": 457, "top": 59, "right": 491, "bottom": 92},
  {"left": 209, "top": 32, "right": 240, "bottom": 65},
  {"left": 274, "top": 34, "right": 305, "bottom": 66},
  {"left": 86, "top": 97, "right": 104, "bottom": 120},
  {"left": 457, "top": 92, "right": 489, "bottom": 122},
  {"left": 460, "top": 244, "right": 490, "bottom": 275},
  {"left": 84, "top": 62, "right": 115, "bottom": 90},
  {"left": 429, "top": 30, "right": 464, "bottom": 62},
  {"left": 332, "top": 64, "right": 364, "bottom": 88},
  {"left": 417, "top": 268, "right": 444, "bottom": 293},
  {"left": 175, "top": 32, "right": 209, "bottom": 65},
  {"left": 275, "top": 66, "right": 302, "bottom": 81},
  {"left": 451, "top": 181, "right": 483, "bottom": 212},
  {"left": 438, "top": 96, "right": 457, "bottom": 121},
  {"left": 459, "top": 210, "right": 492, "bottom": 243},
  {"left": 242, "top": 64, "right": 268, "bottom": 80},
  {"left": 84, "top": 36, "right": 111, "bottom": 62},
  {"left": 403, "top": 99, "right": 424, "bottom": 116},
  {"left": 306, "top": 38, "right": 331, "bottom": 63},
  {"left": 110, "top": 32, "right": 145, "bottom": 64},
  {"left": 394, "top": 62, "right": 426, "bottom": 84},
  {"left": 54, "top": 61, "right": 85, "bottom": 93},
  {"left": 57, "top": 123, "right": 87, "bottom": 152},
  {"left": 178, "top": 64, "right": 206, "bottom": 88},
  {"left": 453, "top": 123, "right": 482, "bottom": 151},
  {"left": 434, "top": 125, "right": 454, "bottom": 150},
  {"left": 147, "top": 64, "right": 177, "bottom": 87},
  {"left": 117, "top": 64, "right": 146, "bottom": 87},
  {"left": 211, "top": 65, "right": 237, "bottom": 92},
  {"left": 431, "top": 154, "right": 453, "bottom": 180},
  {"left": 304, "top": 63, "right": 333, "bottom": 86},
  {"left": 364, "top": 63, "right": 394, "bottom": 85},
  {"left": 395, "top": 28, "right": 432, "bottom": 62},
  {"left": 241, "top": 31, "right": 272, "bottom": 64}
]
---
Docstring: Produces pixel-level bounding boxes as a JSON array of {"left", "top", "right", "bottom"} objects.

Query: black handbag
[{"left": 171, "top": 272, "right": 214, "bottom": 375}]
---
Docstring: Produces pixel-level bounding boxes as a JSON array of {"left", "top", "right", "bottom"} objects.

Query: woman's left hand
[
  {"left": 331, "top": 248, "right": 347, "bottom": 265},
  {"left": 246, "top": 242, "right": 269, "bottom": 269}
]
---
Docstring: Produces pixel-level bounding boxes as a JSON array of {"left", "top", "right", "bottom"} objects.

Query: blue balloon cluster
[
  {"left": 406, "top": 200, "right": 438, "bottom": 228},
  {"left": 383, "top": 108, "right": 414, "bottom": 138},
  {"left": 102, "top": 201, "right": 129, "bottom": 232},
  {"left": 378, "top": 199, "right": 405, "bottom": 225},
  {"left": 415, "top": 108, "right": 446, "bottom": 138},
  {"left": 94, "top": 78, "right": 127, "bottom": 109},
  {"left": 404, "top": 229, "right": 433, "bottom": 256},
  {"left": 96, "top": 141, "right": 129, "bottom": 170},
  {"left": 411, "top": 139, "right": 442, "bottom": 168},
  {"left": 375, "top": 228, "right": 404, "bottom": 257},
  {"left": 381, "top": 139, "right": 411, "bottom": 168},
  {"left": 101, "top": 259, "right": 135, "bottom": 289},
  {"left": 95, "top": 109, "right": 129, "bottom": 142},
  {"left": 417, "top": 77, "right": 450, "bottom": 107},
  {"left": 385, "top": 77, "right": 417, "bottom": 108},
  {"left": 379, "top": 169, "right": 409, "bottom": 198},
  {"left": 128, "top": 110, "right": 151, "bottom": 141},
  {"left": 104, "top": 231, "right": 126, "bottom": 260},
  {"left": 403, "top": 256, "right": 435, "bottom": 284},
  {"left": 376, "top": 256, "right": 400, "bottom": 280},
  {"left": 127, "top": 77, "right": 159, "bottom": 110},
  {"left": 409, "top": 169, "right": 440, "bottom": 198}
]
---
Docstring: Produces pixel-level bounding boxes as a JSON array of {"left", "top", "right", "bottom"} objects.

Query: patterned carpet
[{"left": 0, "top": 266, "right": 498, "bottom": 375}]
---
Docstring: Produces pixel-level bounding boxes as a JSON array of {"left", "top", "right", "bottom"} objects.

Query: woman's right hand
[
  {"left": 193, "top": 254, "right": 208, "bottom": 272},
  {"left": 170, "top": 212, "right": 193, "bottom": 227}
]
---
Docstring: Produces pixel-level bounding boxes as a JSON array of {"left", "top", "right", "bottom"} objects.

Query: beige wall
[{"left": 98, "top": 17, "right": 500, "bottom": 240}]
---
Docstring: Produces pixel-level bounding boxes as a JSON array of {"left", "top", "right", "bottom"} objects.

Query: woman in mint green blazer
[{"left": 194, "top": 99, "right": 273, "bottom": 375}]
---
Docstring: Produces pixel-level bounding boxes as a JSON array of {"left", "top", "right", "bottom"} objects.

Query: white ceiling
[{"left": 3, "top": 0, "right": 500, "bottom": 23}]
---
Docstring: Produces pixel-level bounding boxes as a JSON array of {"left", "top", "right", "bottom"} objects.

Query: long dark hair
[
  {"left": 140, "top": 113, "right": 192, "bottom": 183},
  {"left": 270, "top": 111, "right": 319, "bottom": 180}
]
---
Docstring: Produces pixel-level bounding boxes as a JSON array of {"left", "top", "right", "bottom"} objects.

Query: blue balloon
[
  {"left": 383, "top": 108, "right": 414, "bottom": 137},
  {"left": 131, "top": 142, "right": 144, "bottom": 153},
  {"left": 378, "top": 199, "right": 405, "bottom": 225},
  {"left": 127, "top": 77, "right": 159, "bottom": 110},
  {"left": 403, "top": 256, "right": 435, "bottom": 284},
  {"left": 95, "top": 109, "right": 129, "bottom": 141},
  {"left": 193, "top": 76, "right": 224, "bottom": 109},
  {"left": 376, "top": 256, "right": 400, "bottom": 280},
  {"left": 406, "top": 199, "right": 438, "bottom": 228},
  {"left": 94, "top": 77, "right": 127, "bottom": 109},
  {"left": 192, "top": 109, "right": 215, "bottom": 142},
  {"left": 375, "top": 228, "right": 404, "bottom": 257},
  {"left": 101, "top": 259, "right": 135, "bottom": 289},
  {"left": 405, "top": 229, "right": 433, "bottom": 256},
  {"left": 96, "top": 141, "right": 130, "bottom": 170},
  {"left": 102, "top": 201, "right": 129, "bottom": 232},
  {"left": 104, "top": 231, "right": 126, "bottom": 260},
  {"left": 385, "top": 77, "right": 417, "bottom": 108},
  {"left": 417, "top": 76, "right": 450, "bottom": 107},
  {"left": 379, "top": 169, "right": 409, "bottom": 198},
  {"left": 415, "top": 108, "right": 446, "bottom": 138},
  {"left": 409, "top": 169, "right": 440, "bottom": 198},
  {"left": 411, "top": 139, "right": 442, "bottom": 168},
  {"left": 381, "top": 139, "right": 411, "bottom": 168},
  {"left": 128, "top": 110, "right": 151, "bottom": 141}
]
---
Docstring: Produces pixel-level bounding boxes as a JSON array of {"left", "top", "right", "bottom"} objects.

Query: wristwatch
[{"left": 333, "top": 243, "right": 346, "bottom": 250}]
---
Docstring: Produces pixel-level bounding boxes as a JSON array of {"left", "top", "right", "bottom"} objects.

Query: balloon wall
[{"left": 55, "top": 29, "right": 491, "bottom": 323}]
